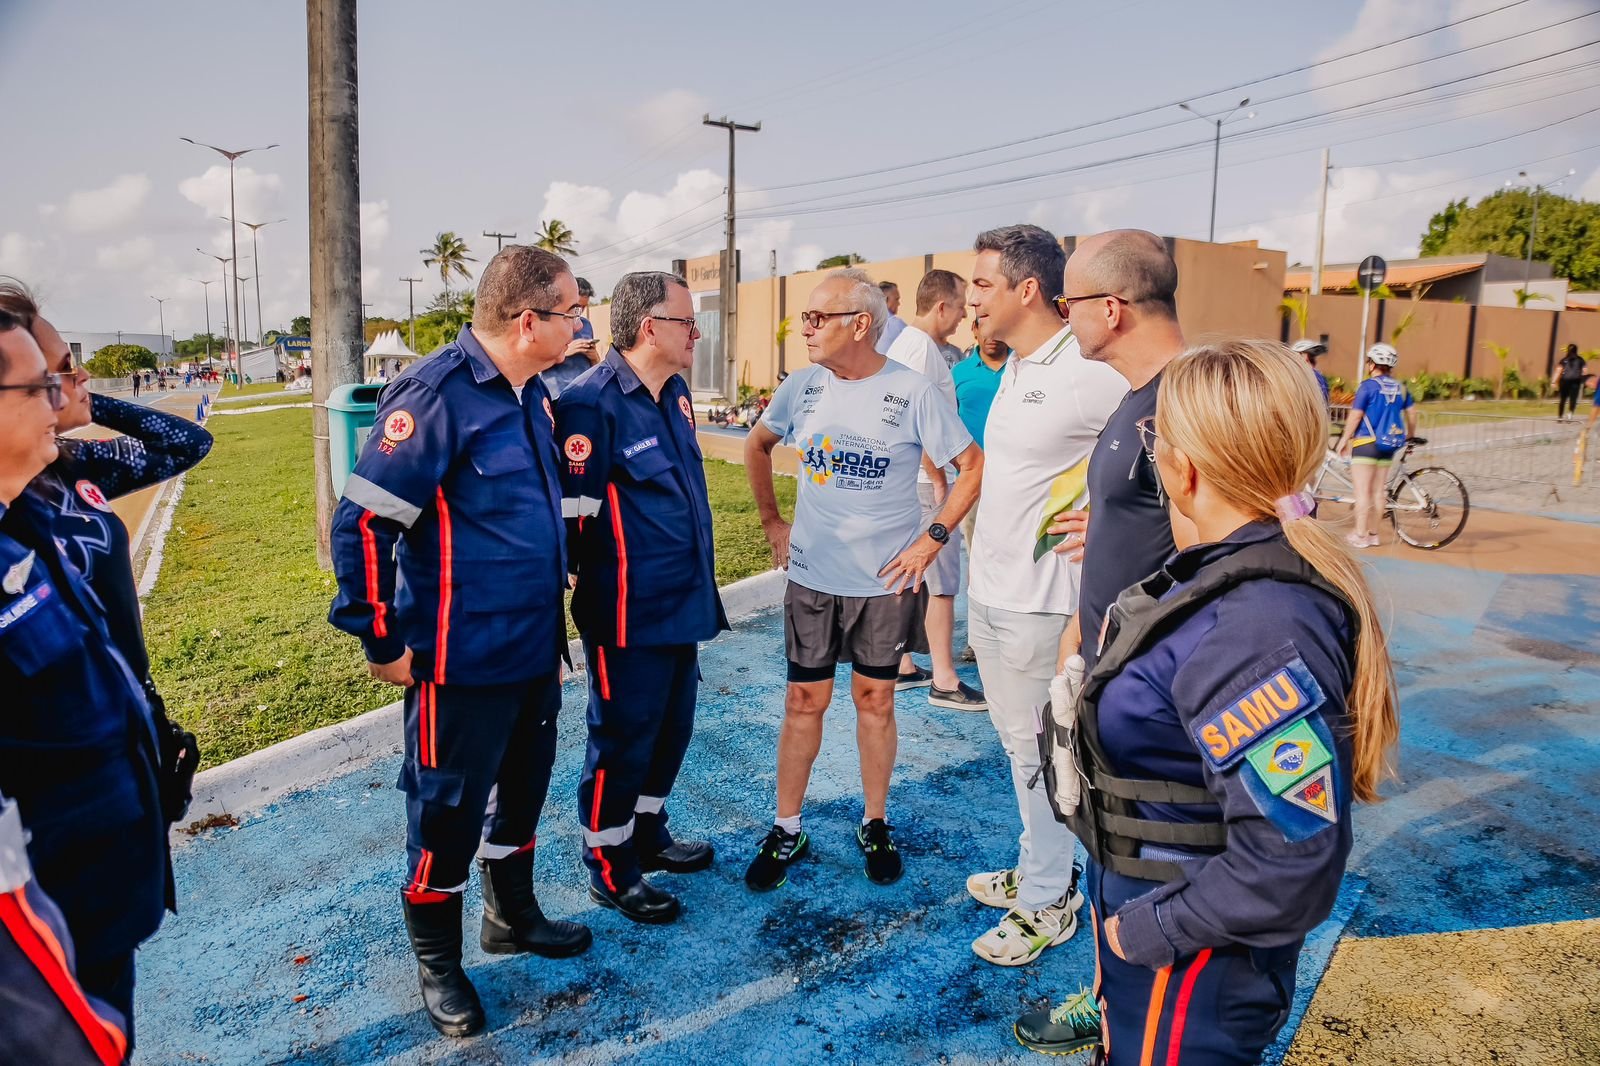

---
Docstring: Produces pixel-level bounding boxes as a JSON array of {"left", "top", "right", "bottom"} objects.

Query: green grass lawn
[
  {"left": 142, "top": 408, "right": 795, "bottom": 769},
  {"left": 217, "top": 380, "right": 288, "bottom": 398}
]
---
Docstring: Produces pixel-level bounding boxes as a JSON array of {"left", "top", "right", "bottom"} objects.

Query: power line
[{"left": 745, "top": 0, "right": 1540, "bottom": 196}]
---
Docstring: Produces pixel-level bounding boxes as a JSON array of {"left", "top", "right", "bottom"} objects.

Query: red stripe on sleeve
[
  {"left": 434, "top": 488, "right": 453, "bottom": 683},
  {"left": 607, "top": 483, "right": 628, "bottom": 647},
  {"left": 358, "top": 510, "right": 388, "bottom": 638}
]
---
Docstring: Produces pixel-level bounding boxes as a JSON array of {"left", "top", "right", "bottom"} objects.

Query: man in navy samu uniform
[
  {"left": 329, "top": 247, "right": 591, "bottom": 1038},
  {"left": 557, "top": 271, "right": 728, "bottom": 924}
]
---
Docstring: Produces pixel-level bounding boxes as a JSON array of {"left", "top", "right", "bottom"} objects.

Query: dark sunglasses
[
  {"left": 0, "top": 373, "right": 65, "bottom": 411},
  {"left": 1134, "top": 414, "right": 1159, "bottom": 462}
]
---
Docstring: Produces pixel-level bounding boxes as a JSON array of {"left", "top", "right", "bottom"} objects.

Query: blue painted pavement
[{"left": 136, "top": 554, "right": 1600, "bottom": 1064}]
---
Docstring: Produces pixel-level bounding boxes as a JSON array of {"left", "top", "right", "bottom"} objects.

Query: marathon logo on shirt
[
  {"left": 799, "top": 432, "right": 891, "bottom": 490},
  {"left": 1192, "top": 656, "right": 1324, "bottom": 771}
]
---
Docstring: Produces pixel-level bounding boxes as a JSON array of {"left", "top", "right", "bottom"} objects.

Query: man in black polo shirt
[{"left": 1013, "top": 228, "right": 1199, "bottom": 1057}]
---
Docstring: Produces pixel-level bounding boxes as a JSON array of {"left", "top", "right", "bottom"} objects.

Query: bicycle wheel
[{"left": 1387, "top": 467, "right": 1469, "bottom": 549}]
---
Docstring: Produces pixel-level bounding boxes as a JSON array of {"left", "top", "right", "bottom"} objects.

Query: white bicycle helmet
[
  {"left": 1366, "top": 342, "right": 1399, "bottom": 367},
  {"left": 1292, "top": 339, "right": 1327, "bottom": 358}
]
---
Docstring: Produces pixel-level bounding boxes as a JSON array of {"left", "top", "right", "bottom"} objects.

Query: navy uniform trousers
[
  {"left": 1088, "top": 860, "right": 1297, "bottom": 1066},
  {"left": 577, "top": 640, "right": 699, "bottom": 892},
  {"left": 399, "top": 675, "right": 561, "bottom": 900}
]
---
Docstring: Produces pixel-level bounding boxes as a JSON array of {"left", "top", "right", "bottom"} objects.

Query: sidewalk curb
[{"left": 179, "top": 568, "right": 789, "bottom": 835}]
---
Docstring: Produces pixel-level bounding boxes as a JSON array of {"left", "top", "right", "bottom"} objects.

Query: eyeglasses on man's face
[
  {"left": 649, "top": 314, "right": 700, "bottom": 336},
  {"left": 799, "top": 310, "right": 865, "bottom": 330},
  {"left": 514, "top": 307, "right": 586, "bottom": 323},
  {"left": 1053, "top": 292, "right": 1130, "bottom": 315},
  {"left": 0, "top": 373, "right": 65, "bottom": 411}
]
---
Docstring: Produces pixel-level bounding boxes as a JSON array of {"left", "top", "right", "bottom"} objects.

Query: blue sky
[{"left": 2, "top": 0, "right": 1597, "bottom": 339}]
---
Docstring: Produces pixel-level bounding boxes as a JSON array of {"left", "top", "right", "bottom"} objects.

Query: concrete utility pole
[
  {"left": 150, "top": 296, "right": 169, "bottom": 361},
  {"left": 400, "top": 276, "right": 422, "bottom": 350},
  {"left": 704, "top": 113, "right": 761, "bottom": 399},
  {"left": 1311, "top": 148, "right": 1330, "bottom": 297},
  {"left": 1509, "top": 168, "right": 1575, "bottom": 299},
  {"left": 482, "top": 230, "right": 517, "bottom": 252},
  {"left": 308, "top": 0, "right": 364, "bottom": 567}
]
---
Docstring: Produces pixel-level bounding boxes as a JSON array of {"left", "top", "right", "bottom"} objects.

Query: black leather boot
[
  {"left": 588, "top": 876, "right": 682, "bottom": 924},
  {"left": 401, "top": 894, "right": 485, "bottom": 1038},
  {"left": 479, "top": 853, "right": 593, "bottom": 958}
]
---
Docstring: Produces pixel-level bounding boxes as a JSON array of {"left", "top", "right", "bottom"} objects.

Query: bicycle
[{"left": 1310, "top": 437, "right": 1469, "bottom": 550}]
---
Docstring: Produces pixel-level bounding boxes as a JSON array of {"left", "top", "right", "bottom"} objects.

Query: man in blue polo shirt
[
  {"left": 557, "top": 271, "right": 729, "bottom": 927},
  {"left": 952, "top": 319, "right": 1010, "bottom": 449}
]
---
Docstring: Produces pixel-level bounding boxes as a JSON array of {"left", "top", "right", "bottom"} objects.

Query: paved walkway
[{"left": 132, "top": 535, "right": 1600, "bottom": 1064}]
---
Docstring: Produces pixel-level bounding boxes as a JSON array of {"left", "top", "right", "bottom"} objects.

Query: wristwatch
[{"left": 927, "top": 522, "right": 950, "bottom": 545}]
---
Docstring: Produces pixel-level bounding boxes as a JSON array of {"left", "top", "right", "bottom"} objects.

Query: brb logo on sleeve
[{"left": 800, "top": 432, "right": 891, "bottom": 490}]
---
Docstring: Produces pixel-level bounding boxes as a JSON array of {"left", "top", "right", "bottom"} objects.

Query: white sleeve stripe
[{"left": 343, "top": 474, "right": 423, "bottom": 527}]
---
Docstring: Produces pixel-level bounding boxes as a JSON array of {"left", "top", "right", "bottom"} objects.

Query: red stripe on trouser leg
[
  {"left": 512, "top": 836, "right": 537, "bottom": 857},
  {"left": 0, "top": 889, "right": 128, "bottom": 1065},
  {"left": 607, "top": 484, "right": 628, "bottom": 646},
  {"left": 596, "top": 647, "right": 611, "bottom": 701},
  {"left": 417, "top": 683, "right": 435, "bottom": 767},
  {"left": 1164, "top": 949, "right": 1213, "bottom": 1066},
  {"left": 590, "top": 768, "right": 617, "bottom": 892}
]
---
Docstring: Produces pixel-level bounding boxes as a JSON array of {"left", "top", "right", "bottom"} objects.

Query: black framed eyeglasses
[
  {"left": 0, "top": 373, "right": 65, "bottom": 411},
  {"left": 649, "top": 314, "right": 701, "bottom": 336},
  {"left": 798, "top": 309, "right": 865, "bottom": 330},
  {"left": 1053, "top": 292, "right": 1130, "bottom": 313},
  {"left": 1134, "top": 414, "right": 1159, "bottom": 462},
  {"left": 514, "top": 307, "right": 586, "bottom": 323}
]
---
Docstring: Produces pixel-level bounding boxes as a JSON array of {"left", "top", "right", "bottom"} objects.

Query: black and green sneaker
[
  {"left": 1014, "top": 987, "right": 1101, "bottom": 1057},
  {"left": 856, "top": 819, "right": 903, "bottom": 885},
  {"left": 744, "top": 824, "right": 810, "bottom": 892}
]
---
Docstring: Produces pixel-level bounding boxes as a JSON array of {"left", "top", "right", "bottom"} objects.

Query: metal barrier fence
[{"left": 1332, "top": 405, "right": 1600, "bottom": 514}]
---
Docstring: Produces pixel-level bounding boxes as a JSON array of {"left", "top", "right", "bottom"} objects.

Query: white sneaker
[
  {"left": 972, "top": 894, "right": 1079, "bottom": 966},
  {"left": 1345, "top": 532, "right": 1371, "bottom": 549},
  {"left": 966, "top": 867, "right": 1021, "bottom": 908}
]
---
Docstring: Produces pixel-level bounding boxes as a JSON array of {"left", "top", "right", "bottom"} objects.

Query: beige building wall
[
  {"left": 1171, "top": 239, "right": 1288, "bottom": 343},
  {"left": 1475, "top": 306, "right": 1559, "bottom": 379},
  {"left": 1556, "top": 313, "right": 1600, "bottom": 358}
]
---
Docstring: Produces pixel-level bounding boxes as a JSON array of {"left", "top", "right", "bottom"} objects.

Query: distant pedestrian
[
  {"left": 874, "top": 280, "right": 907, "bottom": 354},
  {"left": 1557, "top": 343, "right": 1587, "bottom": 422},
  {"left": 129, "top": 372, "right": 139, "bottom": 398},
  {"left": 743, "top": 267, "right": 982, "bottom": 892},
  {"left": 1293, "top": 339, "right": 1331, "bottom": 408}
]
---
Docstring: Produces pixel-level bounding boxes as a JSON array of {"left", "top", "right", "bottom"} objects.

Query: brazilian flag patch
[{"left": 1244, "top": 719, "right": 1332, "bottom": 796}]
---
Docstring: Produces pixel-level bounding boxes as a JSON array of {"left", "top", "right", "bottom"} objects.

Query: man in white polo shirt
[
  {"left": 885, "top": 268, "right": 985, "bottom": 712},
  {"left": 964, "top": 224, "right": 1127, "bottom": 967}
]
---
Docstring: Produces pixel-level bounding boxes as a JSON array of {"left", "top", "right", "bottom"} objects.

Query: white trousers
[{"left": 968, "top": 597, "right": 1078, "bottom": 910}]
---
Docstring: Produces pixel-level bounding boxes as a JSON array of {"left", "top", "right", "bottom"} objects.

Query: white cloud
[
  {"left": 1237, "top": 163, "right": 1470, "bottom": 264},
  {"left": 361, "top": 200, "right": 390, "bottom": 254},
  {"left": 37, "top": 204, "right": 56, "bottom": 219},
  {"left": 96, "top": 236, "right": 156, "bottom": 272},
  {"left": 0, "top": 232, "right": 44, "bottom": 276},
  {"left": 62, "top": 174, "right": 151, "bottom": 233},
  {"left": 178, "top": 164, "right": 284, "bottom": 223},
  {"left": 627, "top": 88, "right": 710, "bottom": 143}
]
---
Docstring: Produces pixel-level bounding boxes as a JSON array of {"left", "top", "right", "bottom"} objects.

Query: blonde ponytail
[{"left": 1158, "top": 339, "right": 1399, "bottom": 802}]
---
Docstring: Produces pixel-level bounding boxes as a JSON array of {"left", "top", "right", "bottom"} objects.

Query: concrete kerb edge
[{"left": 177, "top": 567, "right": 789, "bottom": 836}]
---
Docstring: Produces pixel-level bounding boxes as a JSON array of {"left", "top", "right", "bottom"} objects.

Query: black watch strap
[{"left": 927, "top": 522, "right": 949, "bottom": 544}]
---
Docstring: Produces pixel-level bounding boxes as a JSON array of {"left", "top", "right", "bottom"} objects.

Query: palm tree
[
  {"left": 534, "top": 219, "right": 579, "bottom": 257},
  {"left": 422, "top": 232, "right": 476, "bottom": 305}
]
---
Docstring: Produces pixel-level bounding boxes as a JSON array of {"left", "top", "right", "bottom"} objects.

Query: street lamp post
[
  {"left": 236, "top": 275, "right": 254, "bottom": 347},
  {"left": 181, "top": 138, "right": 278, "bottom": 382},
  {"left": 226, "top": 217, "right": 287, "bottom": 343},
  {"left": 1177, "top": 98, "right": 1253, "bottom": 243},
  {"left": 190, "top": 278, "right": 216, "bottom": 368},
  {"left": 197, "top": 249, "right": 234, "bottom": 380},
  {"left": 1507, "top": 168, "right": 1576, "bottom": 299},
  {"left": 150, "top": 296, "right": 169, "bottom": 363}
]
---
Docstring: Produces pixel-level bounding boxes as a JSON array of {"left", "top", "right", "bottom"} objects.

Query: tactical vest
[{"left": 1051, "top": 537, "right": 1355, "bottom": 884}]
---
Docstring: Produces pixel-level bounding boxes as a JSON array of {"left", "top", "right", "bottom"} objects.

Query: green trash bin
[{"left": 325, "top": 383, "right": 386, "bottom": 498}]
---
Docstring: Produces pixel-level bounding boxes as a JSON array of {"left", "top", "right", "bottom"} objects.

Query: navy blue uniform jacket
[
  {"left": 1098, "top": 521, "right": 1357, "bottom": 970},
  {"left": 329, "top": 326, "right": 568, "bottom": 685},
  {"left": 0, "top": 493, "right": 166, "bottom": 968},
  {"left": 556, "top": 348, "right": 728, "bottom": 647}
]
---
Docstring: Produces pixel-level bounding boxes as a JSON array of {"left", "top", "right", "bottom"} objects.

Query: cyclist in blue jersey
[
  {"left": 1333, "top": 343, "right": 1415, "bottom": 549},
  {"left": 1292, "top": 339, "right": 1329, "bottom": 407}
]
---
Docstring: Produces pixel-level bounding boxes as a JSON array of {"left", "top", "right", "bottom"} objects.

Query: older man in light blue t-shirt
[{"left": 743, "top": 268, "right": 983, "bottom": 894}]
